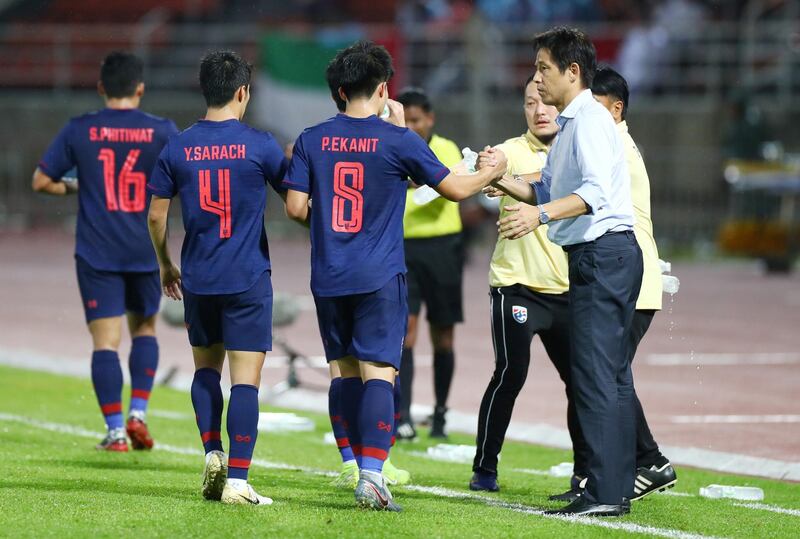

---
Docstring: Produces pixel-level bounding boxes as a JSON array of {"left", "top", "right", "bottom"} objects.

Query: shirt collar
[
  {"left": 556, "top": 88, "right": 594, "bottom": 127},
  {"left": 524, "top": 130, "right": 550, "bottom": 153},
  {"left": 617, "top": 120, "right": 628, "bottom": 134}
]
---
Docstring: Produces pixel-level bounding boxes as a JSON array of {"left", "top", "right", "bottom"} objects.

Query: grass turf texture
[{"left": 0, "top": 365, "right": 798, "bottom": 538}]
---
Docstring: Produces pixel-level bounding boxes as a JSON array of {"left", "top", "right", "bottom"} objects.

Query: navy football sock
[
  {"left": 227, "top": 384, "right": 259, "bottom": 481},
  {"left": 191, "top": 368, "right": 224, "bottom": 454},
  {"left": 329, "top": 377, "right": 356, "bottom": 463},
  {"left": 340, "top": 377, "right": 364, "bottom": 467},
  {"left": 391, "top": 377, "right": 402, "bottom": 446},
  {"left": 91, "top": 350, "right": 124, "bottom": 431},
  {"left": 128, "top": 336, "right": 159, "bottom": 416},
  {"left": 359, "top": 379, "right": 394, "bottom": 474}
]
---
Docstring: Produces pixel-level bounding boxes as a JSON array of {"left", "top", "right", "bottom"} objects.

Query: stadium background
[{"left": 0, "top": 0, "right": 798, "bottom": 480}]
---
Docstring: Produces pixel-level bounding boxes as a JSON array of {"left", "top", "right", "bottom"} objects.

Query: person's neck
[
  {"left": 344, "top": 99, "right": 380, "bottom": 119},
  {"left": 555, "top": 85, "right": 586, "bottom": 112},
  {"left": 105, "top": 97, "right": 139, "bottom": 110},
  {"left": 205, "top": 105, "right": 240, "bottom": 122}
]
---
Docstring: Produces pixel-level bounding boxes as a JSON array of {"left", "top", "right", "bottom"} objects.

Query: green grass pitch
[{"left": 0, "top": 365, "right": 798, "bottom": 538}]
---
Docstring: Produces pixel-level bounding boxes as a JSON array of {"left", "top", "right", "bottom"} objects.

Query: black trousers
[
  {"left": 472, "top": 285, "right": 588, "bottom": 475},
  {"left": 567, "top": 230, "right": 643, "bottom": 505}
]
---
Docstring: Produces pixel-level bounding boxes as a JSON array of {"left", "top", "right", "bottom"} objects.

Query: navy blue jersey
[
  {"left": 39, "top": 108, "right": 178, "bottom": 272},
  {"left": 284, "top": 114, "right": 450, "bottom": 297},
  {"left": 147, "top": 119, "right": 287, "bottom": 295}
]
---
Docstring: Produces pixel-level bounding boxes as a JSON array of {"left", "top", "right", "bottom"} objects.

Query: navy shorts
[
  {"left": 314, "top": 273, "right": 408, "bottom": 369},
  {"left": 75, "top": 256, "right": 160, "bottom": 323},
  {"left": 182, "top": 270, "right": 273, "bottom": 352}
]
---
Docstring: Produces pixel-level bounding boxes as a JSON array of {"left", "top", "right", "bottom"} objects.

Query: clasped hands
[{"left": 477, "top": 146, "right": 540, "bottom": 240}]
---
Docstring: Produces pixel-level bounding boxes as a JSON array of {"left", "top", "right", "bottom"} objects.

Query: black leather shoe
[
  {"left": 549, "top": 475, "right": 586, "bottom": 502},
  {"left": 545, "top": 496, "right": 630, "bottom": 517}
]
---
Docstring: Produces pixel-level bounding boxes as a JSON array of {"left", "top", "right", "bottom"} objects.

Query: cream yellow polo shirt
[
  {"left": 403, "top": 134, "right": 463, "bottom": 239},
  {"left": 489, "top": 131, "right": 569, "bottom": 294},
  {"left": 618, "top": 121, "right": 662, "bottom": 310}
]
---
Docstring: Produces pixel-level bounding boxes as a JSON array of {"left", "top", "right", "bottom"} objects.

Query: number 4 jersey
[
  {"left": 39, "top": 108, "right": 178, "bottom": 272},
  {"left": 284, "top": 114, "right": 450, "bottom": 297},
  {"left": 147, "top": 119, "right": 288, "bottom": 295}
]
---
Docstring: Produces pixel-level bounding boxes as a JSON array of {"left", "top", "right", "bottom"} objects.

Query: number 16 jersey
[
  {"left": 284, "top": 114, "right": 449, "bottom": 297},
  {"left": 147, "top": 119, "right": 288, "bottom": 295},
  {"left": 39, "top": 108, "right": 178, "bottom": 272}
]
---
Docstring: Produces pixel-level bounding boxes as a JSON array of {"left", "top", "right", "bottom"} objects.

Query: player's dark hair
[
  {"left": 592, "top": 65, "right": 629, "bottom": 120},
  {"left": 100, "top": 51, "right": 144, "bottom": 98},
  {"left": 532, "top": 26, "right": 597, "bottom": 88},
  {"left": 199, "top": 50, "right": 252, "bottom": 108},
  {"left": 396, "top": 87, "right": 432, "bottom": 113},
  {"left": 325, "top": 40, "right": 394, "bottom": 102}
]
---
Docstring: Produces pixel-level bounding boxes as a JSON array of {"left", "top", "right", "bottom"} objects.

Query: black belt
[{"left": 563, "top": 229, "right": 634, "bottom": 253}]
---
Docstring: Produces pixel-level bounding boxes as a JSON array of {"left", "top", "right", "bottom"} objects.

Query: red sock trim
[
  {"left": 101, "top": 402, "right": 122, "bottom": 415},
  {"left": 336, "top": 437, "right": 350, "bottom": 448},
  {"left": 228, "top": 457, "right": 251, "bottom": 469},
  {"left": 201, "top": 431, "right": 221, "bottom": 443},
  {"left": 131, "top": 389, "right": 151, "bottom": 399},
  {"left": 362, "top": 446, "right": 388, "bottom": 460},
  {"left": 351, "top": 444, "right": 363, "bottom": 456}
]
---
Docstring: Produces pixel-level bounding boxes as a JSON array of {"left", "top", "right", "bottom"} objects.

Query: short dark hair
[
  {"left": 396, "top": 87, "right": 432, "bottom": 113},
  {"left": 325, "top": 40, "right": 394, "bottom": 102},
  {"left": 532, "top": 26, "right": 597, "bottom": 88},
  {"left": 524, "top": 73, "right": 536, "bottom": 89},
  {"left": 325, "top": 59, "right": 347, "bottom": 112},
  {"left": 100, "top": 51, "right": 143, "bottom": 98},
  {"left": 199, "top": 50, "right": 252, "bottom": 108},
  {"left": 592, "top": 65, "right": 629, "bottom": 120}
]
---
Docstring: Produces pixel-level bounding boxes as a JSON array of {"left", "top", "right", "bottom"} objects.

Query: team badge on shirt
[{"left": 512, "top": 305, "right": 527, "bottom": 324}]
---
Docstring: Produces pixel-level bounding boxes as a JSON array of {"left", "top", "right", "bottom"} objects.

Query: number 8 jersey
[
  {"left": 284, "top": 114, "right": 449, "bottom": 297},
  {"left": 147, "top": 119, "right": 288, "bottom": 294},
  {"left": 39, "top": 108, "right": 178, "bottom": 272}
]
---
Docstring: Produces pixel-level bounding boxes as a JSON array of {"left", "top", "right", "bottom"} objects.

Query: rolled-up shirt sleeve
[
  {"left": 531, "top": 163, "right": 552, "bottom": 204},
  {"left": 572, "top": 117, "right": 614, "bottom": 214}
]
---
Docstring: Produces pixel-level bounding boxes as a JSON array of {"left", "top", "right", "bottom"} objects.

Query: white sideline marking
[
  {"left": 6, "top": 412, "right": 799, "bottom": 537},
  {"left": 733, "top": 502, "right": 800, "bottom": 517},
  {"left": 405, "top": 485, "right": 722, "bottom": 539},
  {"left": 149, "top": 410, "right": 193, "bottom": 420},
  {"left": 512, "top": 468, "right": 550, "bottom": 476},
  {"left": 670, "top": 415, "right": 800, "bottom": 424},
  {"left": 2, "top": 348, "right": 799, "bottom": 482},
  {"left": 644, "top": 353, "right": 800, "bottom": 366}
]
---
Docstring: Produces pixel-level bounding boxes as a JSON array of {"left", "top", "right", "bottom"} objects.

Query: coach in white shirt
[{"left": 482, "top": 27, "right": 643, "bottom": 517}]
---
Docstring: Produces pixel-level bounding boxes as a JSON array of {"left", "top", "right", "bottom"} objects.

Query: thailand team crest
[{"left": 512, "top": 305, "right": 527, "bottom": 323}]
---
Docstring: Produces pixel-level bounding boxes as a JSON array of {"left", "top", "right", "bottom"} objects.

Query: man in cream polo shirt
[
  {"left": 469, "top": 75, "right": 588, "bottom": 493},
  {"left": 591, "top": 66, "right": 677, "bottom": 500}
]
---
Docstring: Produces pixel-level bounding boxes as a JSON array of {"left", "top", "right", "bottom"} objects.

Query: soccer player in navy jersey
[
  {"left": 147, "top": 51, "right": 287, "bottom": 506},
  {"left": 283, "top": 40, "right": 506, "bottom": 511},
  {"left": 32, "top": 52, "right": 178, "bottom": 452}
]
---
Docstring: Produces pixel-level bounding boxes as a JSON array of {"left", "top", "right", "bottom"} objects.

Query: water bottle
[
  {"left": 699, "top": 484, "right": 764, "bottom": 501},
  {"left": 461, "top": 147, "right": 478, "bottom": 173},
  {"left": 549, "top": 462, "right": 574, "bottom": 477},
  {"left": 662, "top": 274, "right": 680, "bottom": 295},
  {"left": 658, "top": 259, "right": 672, "bottom": 273}
]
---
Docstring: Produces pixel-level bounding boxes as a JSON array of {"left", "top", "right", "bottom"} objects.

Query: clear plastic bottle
[
  {"left": 699, "top": 484, "right": 764, "bottom": 501},
  {"left": 662, "top": 274, "right": 680, "bottom": 295}
]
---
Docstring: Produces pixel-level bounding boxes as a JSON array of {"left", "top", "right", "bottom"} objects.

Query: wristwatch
[{"left": 537, "top": 204, "right": 550, "bottom": 225}]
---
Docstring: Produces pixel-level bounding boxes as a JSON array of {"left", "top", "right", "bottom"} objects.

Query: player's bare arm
[
  {"left": 31, "top": 167, "right": 78, "bottom": 195},
  {"left": 147, "top": 195, "right": 182, "bottom": 300},
  {"left": 285, "top": 189, "right": 310, "bottom": 224},
  {"left": 434, "top": 150, "right": 507, "bottom": 202}
]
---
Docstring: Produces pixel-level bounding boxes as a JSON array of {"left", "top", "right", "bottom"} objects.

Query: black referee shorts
[{"left": 404, "top": 233, "right": 464, "bottom": 326}]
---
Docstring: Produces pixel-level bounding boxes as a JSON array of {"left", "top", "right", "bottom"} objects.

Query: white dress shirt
[{"left": 532, "top": 89, "right": 635, "bottom": 246}]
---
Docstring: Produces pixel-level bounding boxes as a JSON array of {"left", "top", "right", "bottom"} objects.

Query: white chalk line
[
  {"left": 670, "top": 415, "right": 800, "bottom": 424},
  {"left": 732, "top": 502, "right": 800, "bottom": 517},
  {"left": 405, "top": 485, "right": 722, "bottom": 539},
  {"left": 644, "top": 353, "right": 800, "bottom": 367},
  {"left": 0, "top": 411, "right": 729, "bottom": 539}
]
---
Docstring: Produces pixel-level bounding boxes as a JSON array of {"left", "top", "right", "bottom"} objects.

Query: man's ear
[
  {"left": 569, "top": 62, "right": 580, "bottom": 84},
  {"left": 338, "top": 87, "right": 348, "bottom": 103},
  {"left": 135, "top": 82, "right": 145, "bottom": 98},
  {"left": 97, "top": 81, "right": 106, "bottom": 97},
  {"left": 614, "top": 100, "right": 624, "bottom": 120}
]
